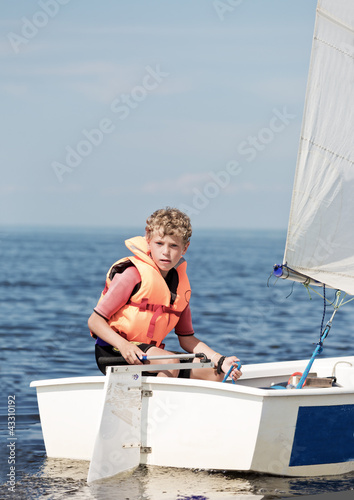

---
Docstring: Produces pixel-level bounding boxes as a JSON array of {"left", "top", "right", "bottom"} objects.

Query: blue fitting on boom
[{"left": 273, "top": 264, "right": 283, "bottom": 277}]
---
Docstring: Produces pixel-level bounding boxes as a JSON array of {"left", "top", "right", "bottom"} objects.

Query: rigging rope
[
  {"left": 320, "top": 284, "right": 326, "bottom": 336},
  {"left": 270, "top": 265, "right": 354, "bottom": 389},
  {"left": 296, "top": 290, "right": 342, "bottom": 389}
]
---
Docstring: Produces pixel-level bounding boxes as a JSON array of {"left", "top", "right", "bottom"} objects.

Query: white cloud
[
  {"left": 0, "top": 185, "right": 30, "bottom": 195},
  {"left": 140, "top": 173, "right": 287, "bottom": 197},
  {"left": 141, "top": 173, "right": 211, "bottom": 194},
  {"left": 0, "top": 184, "right": 84, "bottom": 195},
  {"left": 1, "top": 59, "right": 191, "bottom": 103},
  {"left": 0, "top": 83, "right": 28, "bottom": 97},
  {"left": 0, "top": 40, "right": 16, "bottom": 56},
  {"left": 2, "top": 60, "right": 132, "bottom": 79}
]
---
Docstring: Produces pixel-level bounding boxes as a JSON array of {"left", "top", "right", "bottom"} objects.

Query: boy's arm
[
  {"left": 178, "top": 334, "right": 242, "bottom": 381},
  {"left": 178, "top": 334, "right": 221, "bottom": 361},
  {"left": 94, "top": 266, "right": 140, "bottom": 319},
  {"left": 89, "top": 267, "right": 145, "bottom": 364},
  {"left": 88, "top": 312, "right": 144, "bottom": 364},
  {"left": 176, "top": 306, "right": 225, "bottom": 362}
]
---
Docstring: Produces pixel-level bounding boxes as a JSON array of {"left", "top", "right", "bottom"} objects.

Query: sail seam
[
  {"left": 296, "top": 266, "right": 354, "bottom": 282},
  {"left": 314, "top": 36, "right": 354, "bottom": 61},
  {"left": 294, "top": 266, "right": 354, "bottom": 280},
  {"left": 317, "top": 7, "right": 354, "bottom": 34},
  {"left": 301, "top": 136, "right": 354, "bottom": 166}
]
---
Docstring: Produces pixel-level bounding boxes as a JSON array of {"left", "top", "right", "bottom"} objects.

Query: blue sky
[{"left": 1, "top": 0, "right": 317, "bottom": 229}]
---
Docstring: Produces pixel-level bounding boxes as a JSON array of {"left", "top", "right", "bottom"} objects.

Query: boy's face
[{"left": 147, "top": 231, "right": 189, "bottom": 277}]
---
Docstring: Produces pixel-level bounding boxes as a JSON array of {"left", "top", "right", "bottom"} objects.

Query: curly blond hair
[{"left": 145, "top": 207, "right": 192, "bottom": 245}]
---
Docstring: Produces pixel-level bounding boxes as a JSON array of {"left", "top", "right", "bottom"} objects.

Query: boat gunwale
[
  {"left": 143, "top": 374, "right": 354, "bottom": 397},
  {"left": 30, "top": 377, "right": 354, "bottom": 399},
  {"left": 30, "top": 376, "right": 105, "bottom": 388}
]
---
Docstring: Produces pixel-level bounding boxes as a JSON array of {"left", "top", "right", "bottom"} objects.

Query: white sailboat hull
[{"left": 30, "top": 356, "right": 354, "bottom": 477}]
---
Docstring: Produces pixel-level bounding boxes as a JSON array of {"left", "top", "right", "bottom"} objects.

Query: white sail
[{"left": 283, "top": 0, "right": 354, "bottom": 295}]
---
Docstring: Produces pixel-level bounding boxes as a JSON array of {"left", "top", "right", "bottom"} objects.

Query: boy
[{"left": 88, "top": 207, "right": 242, "bottom": 381}]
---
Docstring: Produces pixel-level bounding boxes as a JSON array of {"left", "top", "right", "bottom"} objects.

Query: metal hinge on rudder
[{"left": 121, "top": 443, "right": 152, "bottom": 454}]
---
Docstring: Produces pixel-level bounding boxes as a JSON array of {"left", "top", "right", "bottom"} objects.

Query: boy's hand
[
  {"left": 222, "top": 356, "right": 242, "bottom": 381},
  {"left": 119, "top": 343, "right": 144, "bottom": 364}
]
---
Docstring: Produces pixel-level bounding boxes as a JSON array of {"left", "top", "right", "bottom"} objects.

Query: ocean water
[{"left": 0, "top": 226, "right": 353, "bottom": 500}]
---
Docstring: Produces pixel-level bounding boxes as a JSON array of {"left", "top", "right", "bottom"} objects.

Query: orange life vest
[{"left": 95, "top": 236, "right": 191, "bottom": 347}]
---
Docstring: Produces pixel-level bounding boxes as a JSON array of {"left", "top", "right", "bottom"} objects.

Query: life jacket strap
[{"left": 128, "top": 300, "right": 182, "bottom": 339}]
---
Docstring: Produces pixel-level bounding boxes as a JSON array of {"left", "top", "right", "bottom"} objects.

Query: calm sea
[{"left": 0, "top": 227, "right": 353, "bottom": 500}]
